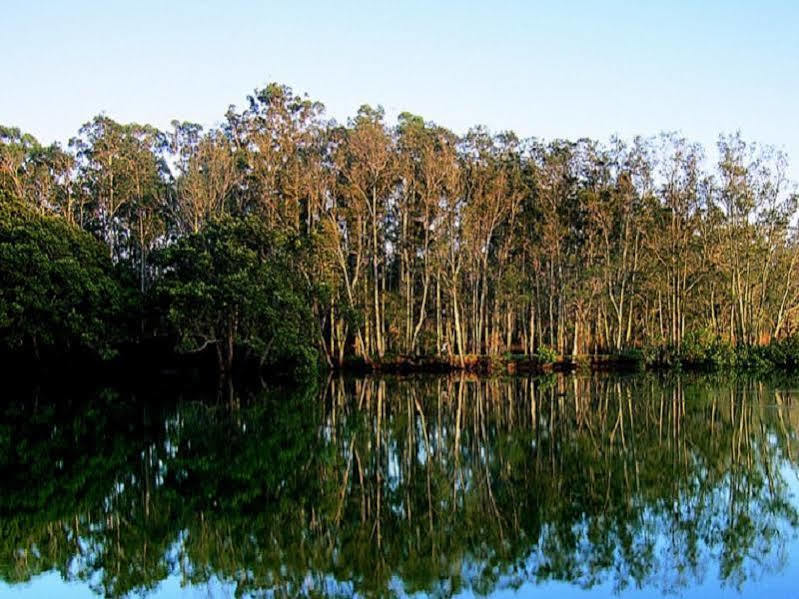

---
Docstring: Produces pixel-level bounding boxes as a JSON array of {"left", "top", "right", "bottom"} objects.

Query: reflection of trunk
[
  {"left": 453, "top": 374, "right": 465, "bottom": 500},
  {"left": 334, "top": 436, "right": 357, "bottom": 526},
  {"left": 376, "top": 379, "right": 384, "bottom": 548}
]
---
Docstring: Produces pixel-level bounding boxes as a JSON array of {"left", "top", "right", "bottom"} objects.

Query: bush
[
  {"left": 151, "top": 215, "right": 318, "bottom": 377},
  {"left": 618, "top": 348, "right": 645, "bottom": 370},
  {"left": 758, "top": 336, "right": 799, "bottom": 370},
  {"left": 641, "top": 331, "right": 799, "bottom": 373},
  {"left": 641, "top": 330, "right": 737, "bottom": 370},
  {"left": 641, "top": 341, "right": 679, "bottom": 369},
  {"left": 0, "top": 196, "right": 133, "bottom": 360},
  {"left": 535, "top": 345, "right": 559, "bottom": 365}
]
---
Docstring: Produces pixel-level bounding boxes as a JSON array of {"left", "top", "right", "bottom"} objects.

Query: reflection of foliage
[
  {"left": 0, "top": 387, "right": 175, "bottom": 595},
  {"left": 1, "top": 373, "right": 798, "bottom": 597}
]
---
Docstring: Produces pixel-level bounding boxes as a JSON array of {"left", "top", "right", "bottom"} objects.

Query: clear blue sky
[{"left": 3, "top": 1, "right": 798, "bottom": 176}]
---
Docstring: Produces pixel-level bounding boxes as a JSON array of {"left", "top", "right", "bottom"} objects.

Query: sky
[{"left": 3, "top": 0, "right": 798, "bottom": 177}]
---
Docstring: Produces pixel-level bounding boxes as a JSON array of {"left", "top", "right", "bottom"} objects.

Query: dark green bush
[
  {"left": 0, "top": 196, "right": 133, "bottom": 360},
  {"left": 641, "top": 330, "right": 799, "bottom": 373},
  {"left": 151, "top": 215, "right": 318, "bottom": 377}
]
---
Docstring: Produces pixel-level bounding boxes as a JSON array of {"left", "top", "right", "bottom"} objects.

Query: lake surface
[{"left": 2, "top": 373, "right": 799, "bottom": 598}]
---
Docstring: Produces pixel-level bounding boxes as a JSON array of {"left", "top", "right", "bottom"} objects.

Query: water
[{"left": 1, "top": 373, "right": 799, "bottom": 598}]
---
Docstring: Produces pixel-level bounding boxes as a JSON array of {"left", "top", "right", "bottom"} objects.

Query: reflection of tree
[
  {"left": 0, "top": 374, "right": 798, "bottom": 597},
  {"left": 0, "top": 387, "right": 177, "bottom": 596}
]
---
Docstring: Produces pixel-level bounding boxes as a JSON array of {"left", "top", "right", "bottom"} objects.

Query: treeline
[{"left": 2, "top": 82, "right": 798, "bottom": 371}]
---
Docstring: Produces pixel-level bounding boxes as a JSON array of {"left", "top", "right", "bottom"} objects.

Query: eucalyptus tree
[
  {"left": 642, "top": 134, "right": 710, "bottom": 348},
  {"left": 588, "top": 137, "right": 650, "bottom": 351},
  {"left": 530, "top": 139, "right": 582, "bottom": 353},
  {"left": 459, "top": 129, "right": 527, "bottom": 354},
  {"left": 170, "top": 122, "right": 240, "bottom": 234},
  {"left": 29, "top": 143, "right": 77, "bottom": 222},
  {"left": 5, "top": 80, "right": 799, "bottom": 365},
  {"left": 237, "top": 83, "right": 327, "bottom": 231},
  {"left": 394, "top": 113, "right": 460, "bottom": 355},
  {"left": 124, "top": 124, "right": 171, "bottom": 291},
  {"left": 716, "top": 133, "right": 798, "bottom": 344},
  {"left": 71, "top": 116, "right": 171, "bottom": 290},
  {"left": 334, "top": 105, "right": 396, "bottom": 358},
  {"left": 0, "top": 127, "right": 76, "bottom": 219},
  {"left": 394, "top": 112, "right": 426, "bottom": 354},
  {"left": 0, "top": 126, "right": 36, "bottom": 201}
]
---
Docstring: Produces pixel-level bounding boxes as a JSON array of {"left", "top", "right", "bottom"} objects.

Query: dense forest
[{"left": 2, "top": 82, "right": 799, "bottom": 374}]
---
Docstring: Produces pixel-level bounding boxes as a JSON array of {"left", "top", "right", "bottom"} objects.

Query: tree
[
  {"left": 171, "top": 124, "right": 241, "bottom": 234},
  {"left": 153, "top": 215, "right": 316, "bottom": 375},
  {"left": 71, "top": 116, "right": 170, "bottom": 291},
  {"left": 5, "top": 82, "right": 799, "bottom": 369},
  {"left": 0, "top": 195, "right": 130, "bottom": 360},
  {"left": 334, "top": 105, "right": 396, "bottom": 358}
]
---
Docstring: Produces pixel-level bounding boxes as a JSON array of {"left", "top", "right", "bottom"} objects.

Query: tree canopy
[
  {"left": 152, "top": 216, "right": 316, "bottom": 375},
  {"left": 0, "top": 195, "right": 131, "bottom": 360},
  {"left": 2, "top": 82, "right": 799, "bottom": 372}
]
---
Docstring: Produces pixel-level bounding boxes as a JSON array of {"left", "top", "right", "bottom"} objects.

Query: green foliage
[
  {"left": 641, "top": 330, "right": 799, "bottom": 372},
  {"left": 152, "top": 215, "right": 317, "bottom": 376},
  {"left": 0, "top": 196, "right": 132, "bottom": 359},
  {"left": 5, "top": 85, "right": 799, "bottom": 376},
  {"left": 535, "top": 344, "right": 559, "bottom": 364},
  {"left": 617, "top": 347, "right": 645, "bottom": 369},
  {"left": 760, "top": 336, "right": 799, "bottom": 369},
  {"left": 677, "top": 329, "right": 734, "bottom": 368}
]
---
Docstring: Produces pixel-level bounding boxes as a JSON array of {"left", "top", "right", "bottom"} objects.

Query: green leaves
[
  {"left": 0, "top": 196, "right": 131, "bottom": 359},
  {"left": 152, "top": 215, "right": 317, "bottom": 375}
]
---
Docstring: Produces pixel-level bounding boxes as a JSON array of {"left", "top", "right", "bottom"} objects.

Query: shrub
[
  {"left": 535, "top": 345, "right": 558, "bottom": 365},
  {"left": 151, "top": 215, "right": 317, "bottom": 376},
  {"left": 0, "top": 197, "right": 133, "bottom": 360},
  {"left": 618, "top": 348, "right": 645, "bottom": 370}
]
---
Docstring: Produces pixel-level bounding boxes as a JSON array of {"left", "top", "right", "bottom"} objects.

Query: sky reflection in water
[{"left": 1, "top": 373, "right": 798, "bottom": 598}]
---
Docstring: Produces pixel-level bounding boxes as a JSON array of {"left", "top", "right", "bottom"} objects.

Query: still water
[{"left": 1, "top": 373, "right": 799, "bottom": 598}]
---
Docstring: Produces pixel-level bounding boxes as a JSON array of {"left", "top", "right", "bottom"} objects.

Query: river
[{"left": 2, "top": 372, "right": 798, "bottom": 598}]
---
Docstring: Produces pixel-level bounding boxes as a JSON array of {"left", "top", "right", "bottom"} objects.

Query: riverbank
[
  {"left": 335, "top": 353, "right": 644, "bottom": 375},
  {"left": 335, "top": 339, "right": 799, "bottom": 376},
  {"left": 7, "top": 336, "right": 799, "bottom": 382}
]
